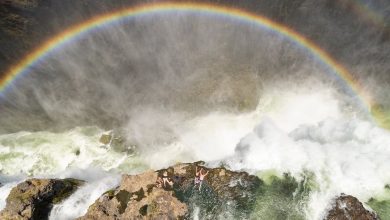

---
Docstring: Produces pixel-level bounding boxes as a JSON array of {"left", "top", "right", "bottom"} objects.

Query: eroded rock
[
  {"left": 169, "top": 162, "right": 261, "bottom": 217},
  {"left": 0, "top": 164, "right": 381, "bottom": 220},
  {"left": 99, "top": 132, "right": 136, "bottom": 154},
  {"left": 325, "top": 194, "right": 378, "bottom": 220},
  {"left": 0, "top": 178, "right": 83, "bottom": 220},
  {"left": 79, "top": 162, "right": 261, "bottom": 219},
  {"left": 78, "top": 171, "right": 187, "bottom": 220}
]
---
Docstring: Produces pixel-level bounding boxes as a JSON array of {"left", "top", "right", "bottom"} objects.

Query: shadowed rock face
[
  {"left": 325, "top": 194, "right": 378, "bottom": 220},
  {"left": 0, "top": 178, "right": 82, "bottom": 220}
]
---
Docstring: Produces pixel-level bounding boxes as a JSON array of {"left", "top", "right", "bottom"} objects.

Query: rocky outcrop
[
  {"left": 99, "top": 132, "right": 136, "bottom": 154},
  {"left": 0, "top": 178, "right": 82, "bottom": 220},
  {"left": 325, "top": 194, "right": 378, "bottom": 220},
  {"left": 79, "top": 161, "right": 261, "bottom": 219},
  {"left": 167, "top": 161, "right": 261, "bottom": 217},
  {"left": 78, "top": 171, "right": 187, "bottom": 220},
  {"left": 0, "top": 165, "right": 381, "bottom": 220}
]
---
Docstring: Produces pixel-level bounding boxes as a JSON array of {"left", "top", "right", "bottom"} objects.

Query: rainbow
[
  {"left": 346, "top": 0, "right": 387, "bottom": 29},
  {"left": 0, "top": 2, "right": 375, "bottom": 118},
  {"left": 356, "top": 2, "right": 386, "bottom": 28}
]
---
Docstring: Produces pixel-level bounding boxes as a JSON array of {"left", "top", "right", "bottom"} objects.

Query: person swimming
[{"left": 194, "top": 166, "right": 209, "bottom": 191}]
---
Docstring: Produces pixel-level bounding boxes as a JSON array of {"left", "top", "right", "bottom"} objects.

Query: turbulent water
[
  {"left": 1, "top": 94, "right": 390, "bottom": 219},
  {"left": 1, "top": 8, "right": 390, "bottom": 220}
]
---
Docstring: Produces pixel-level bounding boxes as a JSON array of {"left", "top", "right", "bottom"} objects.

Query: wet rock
[
  {"left": 325, "top": 194, "right": 378, "bottom": 220},
  {"left": 79, "top": 161, "right": 261, "bottom": 219},
  {"left": 99, "top": 133, "right": 112, "bottom": 145},
  {"left": 0, "top": 178, "right": 83, "bottom": 220},
  {"left": 99, "top": 132, "right": 136, "bottom": 154},
  {"left": 169, "top": 161, "right": 261, "bottom": 217},
  {"left": 78, "top": 171, "right": 187, "bottom": 220}
]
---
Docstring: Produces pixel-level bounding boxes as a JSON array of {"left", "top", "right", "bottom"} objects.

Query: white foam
[
  {"left": 49, "top": 174, "right": 120, "bottom": 220},
  {"left": 228, "top": 117, "right": 390, "bottom": 219},
  {"left": 0, "top": 179, "right": 23, "bottom": 211},
  {"left": 0, "top": 89, "right": 387, "bottom": 219},
  {"left": 0, "top": 127, "right": 144, "bottom": 176}
]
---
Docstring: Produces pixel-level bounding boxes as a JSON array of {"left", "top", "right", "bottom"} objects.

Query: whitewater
[
  {"left": 1, "top": 88, "right": 389, "bottom": 219},
  {"left": 0, "top": 7, "right": 389, "bottom": 219}
]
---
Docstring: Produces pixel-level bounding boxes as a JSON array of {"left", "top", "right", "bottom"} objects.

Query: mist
[
  {"left": 0, "top": 9, "right": 371, "bottom": 140},
  {"left": 1, "top": 1, "right": 390, "bottom": 219}
]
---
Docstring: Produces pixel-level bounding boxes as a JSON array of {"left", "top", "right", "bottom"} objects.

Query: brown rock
[
  {"left": 0, "top": 178, "right": 82, "bottom": 220},
  {"left": 325, "top": 194, "right": 378, "bottom": 220},
  {"left": 79, "top": 161, "right": 261, "bottom": 219},
  {"left": 78, "top": 171, "right": 187, "bottom": 220},
  {"left": 99, "top": 133, "right": 112, "bottom": 145}
]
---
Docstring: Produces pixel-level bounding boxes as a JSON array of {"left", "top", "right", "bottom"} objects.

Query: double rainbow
[
  {"left": 345, "top": 0, "right": 388, "bottom": 29},
  {"left": 0, "top": 2, "right": 376, "bottom": 121}
]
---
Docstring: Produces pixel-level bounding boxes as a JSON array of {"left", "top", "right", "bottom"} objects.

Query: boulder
[
  {"left": 168, "top": 161, "right": 261, "bottom": 217},
  {"left": 325, "top": 194, "right": 378, "bottom": 220},
  {"left": 79, "top": 161, "right": 261, "bottom": 219},
  {"left": 0, "top": 178, "right": 83, "bottom": 220},
  {"left": 78, "top": 171, "right": 187, "bottom": 220},
  {"left": 99, "top": 132, "right": 136, "bottom": 154}
]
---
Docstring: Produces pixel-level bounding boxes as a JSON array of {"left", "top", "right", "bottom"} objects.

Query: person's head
[{"left": 163, "top": 171, "right": 168, "bottom": 176}]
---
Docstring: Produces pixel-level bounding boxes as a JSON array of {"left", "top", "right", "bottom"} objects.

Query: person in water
[{"left": 194, "top": 166, "right": 209, "bottom": 191}]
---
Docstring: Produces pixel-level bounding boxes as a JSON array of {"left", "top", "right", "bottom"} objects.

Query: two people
[{"left": 155, "top": 166, "right": 209, "bottom": 191}]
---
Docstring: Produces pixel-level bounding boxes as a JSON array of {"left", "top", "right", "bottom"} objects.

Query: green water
[
  {"left": 0, "top": 126, "right": 147, "bottom": 176},
  {"left": 367, "top": 185, "right": 390, "bottom": 220},
  {"left": 173, "top": 172, "right": 315, "bottom": 219},
  {"left": 1, "top": 126, "right": 389, "bottom": 219},
  {"left": 251, "top": 173, "right": 315, "bottom": 220}
]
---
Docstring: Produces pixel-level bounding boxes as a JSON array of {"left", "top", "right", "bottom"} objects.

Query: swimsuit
[{"left": 194, "top": 176, "right": 201, "bottom": 184}]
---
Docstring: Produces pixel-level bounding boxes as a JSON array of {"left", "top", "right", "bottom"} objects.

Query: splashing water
[
  {"left": 0, "top": 10, "right": 389, "bottom": 220},
  {"left": 49, "top": 174, "right": 120, "bottom": 220},
  {"left": 0, "top": 181, "right": 21, "bottom": 210},
  {"left": 1, "top": 88, "right": 389, "bottom": 219},
  {"left": 0, "top": 126, "right": 147, "bottom": 176}
]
